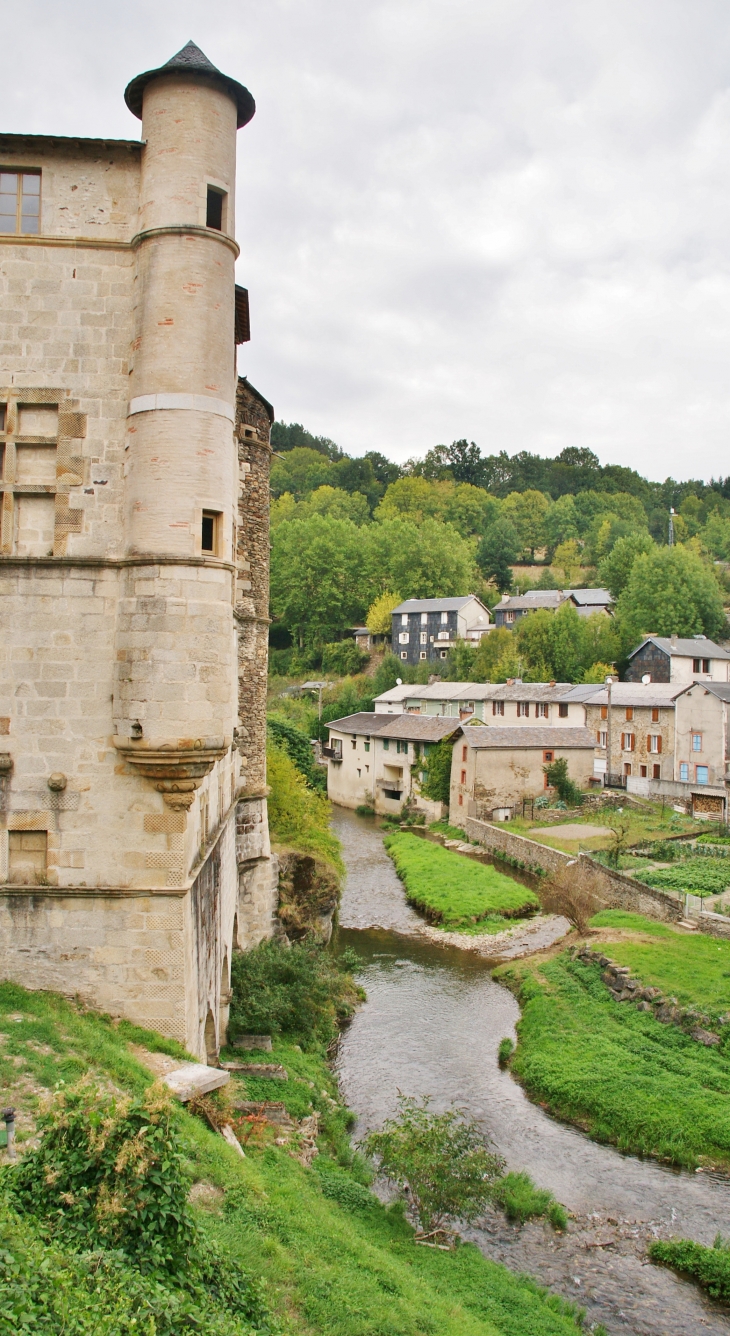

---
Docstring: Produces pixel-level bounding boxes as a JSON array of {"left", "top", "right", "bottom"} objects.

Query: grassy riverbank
[
  {"left": 0, "top": 981, "right": 587, "bottom": 1336},
  {"left": 384, "top": 832, "right": 540, "bottom": 930},
  {"left": 496, "top": 915, "right": 730, "bottom": 1168}
]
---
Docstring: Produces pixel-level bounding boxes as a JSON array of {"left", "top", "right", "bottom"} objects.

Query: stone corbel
[{"left": 113, "top": 737, "right": 229, "bottom": 809}]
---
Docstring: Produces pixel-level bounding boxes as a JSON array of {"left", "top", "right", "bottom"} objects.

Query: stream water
[{"left": 330, "top": 806, "right": 730, "bottom": 1336}]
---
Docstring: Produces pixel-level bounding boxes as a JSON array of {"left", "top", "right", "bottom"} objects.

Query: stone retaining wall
[
  {"left": 464, "top": 817, "right": 684, "bottom": 923},
  {"left": 698, "top": 911, "right": 730, "bottom": 940}
]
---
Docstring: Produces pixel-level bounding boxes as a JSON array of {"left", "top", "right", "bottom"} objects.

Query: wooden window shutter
[
  {"left": 234, "top": 286, "right": 250, "bottom": 344},
  {"left": 657, "top": 735, "right": 662, "bottom": 753}
]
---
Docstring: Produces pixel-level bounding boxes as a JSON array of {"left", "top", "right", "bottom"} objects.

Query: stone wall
[{"left": 464, "top": 816, "right": 684, "bottom": 923}]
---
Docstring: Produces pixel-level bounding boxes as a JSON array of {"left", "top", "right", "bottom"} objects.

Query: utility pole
[
  {"left": 605, "top": 674, "right": 613, "bottom": 789},
  {"left": 668, "top": 508, "right": 675, "bottom": 547}
]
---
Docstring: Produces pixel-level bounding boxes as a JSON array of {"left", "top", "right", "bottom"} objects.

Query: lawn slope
[
  {"left": 0, "top": 982, "right": 584, "bottom": 1336},
  {"left": 384, "top": 832, "right": 539, "bottom": 930}
]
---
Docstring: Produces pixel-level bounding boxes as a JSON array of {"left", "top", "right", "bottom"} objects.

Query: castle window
[
  {"left": 206, "top": 186, "right": 225, "bottom": 230},
  {"left": 0, "top": 171, "right": 41, "bottom": 235},
  {"left": 201, "top": 510, "right": 220, "bottom": 555}
]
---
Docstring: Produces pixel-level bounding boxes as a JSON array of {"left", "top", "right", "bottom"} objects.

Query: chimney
[{"left": 670, "top": 633, "right": 678, "bottom": 650}]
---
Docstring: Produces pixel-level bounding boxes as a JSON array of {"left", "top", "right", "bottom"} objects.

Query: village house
[
  {"left": 0, "top": 43, "right": 278, "bottom": 1061},
  {"left": 374, "top": 679, "right": 595, "bottom": 724},
  {"left": 491, "top": 587, "right": 611, "bottom": 629},
  {"left": 324, "top": 711, "right": 459, "bottom": 817},
  {"left": 666, "top": 681, "right": 730, "bottom": 820},
  {"left": 391, "top": 595, "right": 491, "bottom": 666},
  {"left": 449, "top": 725, "right": 596, "bottom": 823},
  {"left": 584, "top": 682, "right": 681, "bottom": 786},
  {"left": 624, "top": 636, "right": 730, "bottom": 684}
]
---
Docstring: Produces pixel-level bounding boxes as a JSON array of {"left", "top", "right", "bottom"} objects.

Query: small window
[
  {"left": 420, "top": 632, "right": 427, "bottom": 644},
  {"left": 399, "top": 632, "right": 409, "bottom": 644},
  {"left": 543, "top": 750, "right": 554, "bottom": 763},
  {"left": 440, "top": 611, "right": 448, "bottom": 624},
  {"left": 640, "top": 764, "right": 647, "bottom": 778},
  {"left": 680, "top": 761, "right": 689, "bottom": 781},
  {"left": 0, "top": 404, "right": 6, "bottom": 432},
  {"left": 383, "top": 739, "right": 390, "bottom": 751},
  {"left": 621, "top": 732, "right": 635, "bottom": 752},
  {"left": 651, "top": 707, "right": 659, "bottom": 723},
  {"left": 401, "top": 613, "right": 408, "bottom": 626},
  {"left": 623, "top": 762, "right": 632, "bottom": 776},
  {"left": 517, "top": 702, "right": 529, "bottom": 718},
  {"left": 460, "top": 769, "right": 467, "bottom": 784},
  {"left": 692, "top": 657, "right": 701, "bottom": 672},
  {"left": 461, "top": 745, "right": 468, "bottom": 762},
  {"left": 505, "top": 611, "right": 514, "bottom": 623},
  {"left": 458, "top": 793, "right": 463, "bottom": 806},
  {"left": 206, "top": 186, "right": 225, "bottom": 230},
  {"left": 625, "top": 707, "right": 634, "bottom": 722},
  {"left": 536, "top": 702, "right": 548, "bottom": 718},
  {"left": 692, "top": 733, "right": 702, "bottom": 752},
  {"left": 703, "top": 658, "right": 711, "bottom": 673},
  {"left": 696, "top": 765, "right": 709, "bottom": 785},
  {"left": 201, "top": 510, "right": 220, "bottom": 554},
  {"left": 0, "top": 171, "right": 41, "bottom": 235},
  {"left": 600, "top": 705, "right": 607, "bottom": 720},
  {"left": 492, "top": 701, "right": 504, "bottom": 716},
  {"left": 598, "top": 731, "right": 607, "bottom": 748},
  {"left": 419, "top": 651, "right": 427, "bottom": 660},
  {"left": 400, "top": 651, "right": 408, "bottom": 660},
  {"left": 652, "top": 763, "right": 661, "bottom": 779},
  {"left": 440, "top": 649, "right": 447, "bottom": 659},
  {"left": 351, "top": 738, "right": 356, "bottom": 749},
  {"left": 420, "top": 612, "right": 427, "bottom": 625},
  {"left": 364, "top": 740, "right": 370, "bottom": 752},
  {"left": 648, "top": 734, "right": 662, "bottom": 754},
  {"left": 558, "top": 703, "right": 569, "bottom": 718}
]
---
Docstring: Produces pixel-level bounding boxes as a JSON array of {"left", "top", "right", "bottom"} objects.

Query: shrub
[
  {"left": 229, "top": 938, "right": 361, "bottom": 1048},
  {"left": 363, "top": 1095, "right": 504, "bottom": 1238},
  {"left": 649, "top": 1237, "right": 730, "bottom": 1303},
  {"left": 539, "top": 862, "right": 605, "bottom": 933},
  {"left": 8, "top": 1080, "right": 194, "bottom": 1272},
  {"left": 321, "top": 640, "right": 369, "bottom": 677},
  {"left": 491, "top": 1172, "right": 567, "bottom": 1230},
  {"left": 267, "top": 715, "right": 325, "bottom": 791},
  {"left": 418, "top": 738, "right": 454, "bottom": 805},
  {"left": 543, "top": 757, "right": 583, "bottom": 807},
  {"left": 267, "top": 741, "right": 343, "bottom": 873}
]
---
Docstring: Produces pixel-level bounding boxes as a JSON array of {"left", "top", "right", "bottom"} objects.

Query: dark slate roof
[
  {"left": 463, "top": 726, "right": 595, "bottom": 750},
  {"left": 125, "top": 41, "right": 255, "bottom": 127},
  {"left": 377, "top": 716, "right": 463, "bottom": 742},
  {"left": 677, "top": 682, "right": 730, "bottom": 703},
  {"left": 237, "top": 376, "right": 274, "bottom": 422},
  {"left": 495, "top": 591, "right": 566, "bottom": 611},
  {"left": 627, "top": 636, "right": 730, "bottom": 661},
  {"left": 567, "top": 588, "right": 612, "bottom": 606},
  {"left": 392, "top": 596, "right": 478, "bottom": 614},
  {"left": 326, "top": 713, "right": 391, "bottom": 736}
]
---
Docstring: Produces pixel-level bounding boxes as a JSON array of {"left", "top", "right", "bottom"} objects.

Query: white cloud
[{"left": 5, "top": 0, "right": 730, "bottom": 480}]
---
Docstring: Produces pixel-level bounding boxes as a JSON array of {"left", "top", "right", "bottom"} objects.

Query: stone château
[{"left": 0, "top": 42, "right": 277, "bottom": 1061}]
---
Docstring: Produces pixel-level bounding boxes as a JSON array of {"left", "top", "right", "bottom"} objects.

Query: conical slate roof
[{"left": 124, "top": 40, "right": 255, "bottom": 127}]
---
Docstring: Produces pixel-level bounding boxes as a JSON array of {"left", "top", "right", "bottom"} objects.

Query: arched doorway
[{"left": 204, "top": 1008, "right": 218, "bottom": 1066}]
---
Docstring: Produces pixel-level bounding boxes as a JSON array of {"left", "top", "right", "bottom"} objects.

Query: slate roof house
[
  {"left": 492, "top": 588, "right": 612, "bottom": 629},
  {"left": 624, "top": 636, "right": 730, "bottom": 684},
  {"left": 324, "top": 711, "right": 459, "bottom": 816},
  {"left": 392, "top": 596, "right": 491, "bottom": 666}
]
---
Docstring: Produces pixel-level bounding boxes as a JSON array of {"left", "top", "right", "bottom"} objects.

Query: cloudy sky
[{"left": 5, "top": 1, "right": 730, "bottom": 481}]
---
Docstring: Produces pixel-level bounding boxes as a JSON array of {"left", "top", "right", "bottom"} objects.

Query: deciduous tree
[{"left": 616, "top": 545, "right": 727, "bottom": 642}]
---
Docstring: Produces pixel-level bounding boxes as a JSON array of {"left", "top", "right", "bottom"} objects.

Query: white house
[
  {"left": 625, "top": 636, "right": 730, "bottom": 685},
  {"left": 325, "top": 711, "right": 459, "bottom": 816}
]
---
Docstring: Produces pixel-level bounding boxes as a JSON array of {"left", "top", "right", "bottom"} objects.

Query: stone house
[
  {"left": 0, "top": 43, "right": 277, "bottom": 1061},
  {"left": 491, "top": 587, "right": 612, "bottom": 629},
  {"left": 324, "top": 711, "right": 458, "bottom": 816},
  {"left": 670, "top": 682, "right": 730, "bottom": 819},
  {"left": 391, "top": 596, "right": 491, "bottom": 666},
  {"left": 449, "top": 726, "right": 596, "bottom": 823},
  {"left": 624, "top": 636, "right": 730, "bottom": 684},
  {"left": 584, "top": 682, "right": 681, "bottom": 785}
]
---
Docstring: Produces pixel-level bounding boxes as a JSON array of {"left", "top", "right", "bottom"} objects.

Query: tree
[
  {"left": 580, "top": 660, "right": 616, "bottom": 684},
  {"left": 543, "top": 494, "right": 580, "bottom": 553},
  {"left": 616, "top": 545, "right": 727, "bottom": 643},
  {"left": 302, "top": 486, "right": 371, "bottom": 525},
  {"left": 598, "top": 531, "right": 655, "bottom": 599},
  {"left": 270, "top": 514, "right": 371, "bottom": 644},
  {"left": 543, "top": 756, "right": 583, "bottom": 806},
  {"left": 553, "top": 539, "right": 582, "bottom": 586},
  {"left": 270, "top": 420, "right": 343, "bottom": 459},
  {"left": 476, "top": 517, "right": 520, "bottom": 591},
  {"left": 270, "top": 446, "right": 337, "bottom": 499},
  {"left": 501, "top": 490, "right": 550, "bottom": 557},
  {"left": 369, "top": 516, "right": 476, "bottom": 600},
  {"left": 468, "top": 627, "right": 514, "bottom": 681},
  {"left": 366, "top": 591, "right": 402, "bottom": 635},
  {"left": 445, "top": 439, "right": 485, "bottom": 487},
  {"left": 443, "top": 640, "right": 477, "bottom": 681},
  {"left": 363, "top": 1096, "right": 504, "bottom": 1240}
]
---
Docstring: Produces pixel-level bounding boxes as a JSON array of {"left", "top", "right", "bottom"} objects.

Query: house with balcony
[
  {"left": 391, "top": 596, "right": 491, "bottom": 667},
  {"left": 624, "top": 636, "right": 730, "bottom": 684},
  {"left": 324, "top": 711, "right": 460, "bottom": 816}
]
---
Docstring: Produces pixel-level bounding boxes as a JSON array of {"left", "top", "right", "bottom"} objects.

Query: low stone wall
[
  {"left": 464, "top": 817, "right": 684, "bottom": 924},
  {"left": 698, "top": 911, "right": 730, "bottom": 940}
]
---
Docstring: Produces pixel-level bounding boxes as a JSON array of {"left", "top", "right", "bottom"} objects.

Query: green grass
[
  {"left": 649, "top": 1238, "right": 730, "bottom": 1303},
  {"left": 587, "top": 909, "right": 730, "bottom": 1020},
  {"left": 490, "top": 1173, "right": 567, "bottom": 1231},
  {"left": 507, "top": 806, "right": 705, "bottom": 854},
  {"left": 383, "top": 832, "right": 540, "bottom": 930},
  {"left": 428, "top": 821, "right": 470, "bottom": 840},
  {"left": 494, "top": 953, "right": 730, "bottom": 1169},
  {"left": 0, "top": 983, "right": 586, "bottom": 1336}
]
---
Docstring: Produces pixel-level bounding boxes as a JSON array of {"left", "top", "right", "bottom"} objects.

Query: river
[{"left": 330, "top": 805, "right": 730, "bottom": 1336}]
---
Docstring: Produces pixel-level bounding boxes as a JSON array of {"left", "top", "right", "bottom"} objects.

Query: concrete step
[{"left": 677, "top": 919, "right": 699, "bottom": 931}]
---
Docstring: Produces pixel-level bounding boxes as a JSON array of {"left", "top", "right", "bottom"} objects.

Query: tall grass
[{"left": 384, "top": 832, "right": 539, "bottom": 929}]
